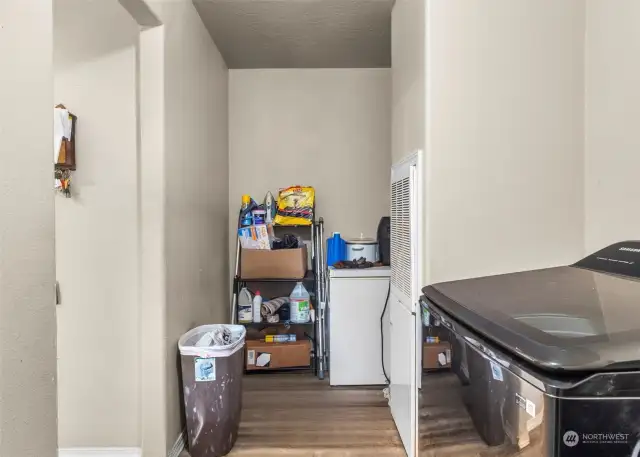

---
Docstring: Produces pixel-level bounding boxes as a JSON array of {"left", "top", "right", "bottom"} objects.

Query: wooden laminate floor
[{"left": 183, "top": 373, "right": 404, "bottom": 457}]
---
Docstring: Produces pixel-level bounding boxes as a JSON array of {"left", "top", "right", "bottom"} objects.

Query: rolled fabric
[{"left": 261, "top": 296, "right": 290, "bottom": 317}]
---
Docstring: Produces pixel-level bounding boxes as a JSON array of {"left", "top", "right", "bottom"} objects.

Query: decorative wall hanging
[{"left": 54, "top": 104, "right": 77, "bottom": 197}]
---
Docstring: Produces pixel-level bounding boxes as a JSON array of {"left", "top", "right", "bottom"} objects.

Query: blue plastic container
[{"left": 326, "top": 232, "right": 346, "bottom": 267}]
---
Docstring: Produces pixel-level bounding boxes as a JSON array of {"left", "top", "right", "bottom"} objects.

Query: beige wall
[
  {"left": 0, "top": 1, "right": 58, "bottom": 456},
  {"left": 392, "top": 0, "right": 426, "bottom": 165},
  {"left": 229, "top": 68, "right": 391, "bottom": 274},
  {"left": 54, "top": 0, "right": 228, "bottom": 452},
  {"left": 143, "top": 0, "right": 230, "bottom": 452},
  {"left": 424, "top": 0, "right": 586, "bottom": 283},
  {"left": 584, "top": 1, "right": 640, "bottom": 253},
  {"left": 53, "top": 0, "right": 141, "bottom": 448},
  {"left": 138, "top": 24, "right": 167, "bottom": 457},
  {"left": 392, "top": 0, "right": 427, "bottom": 293}
]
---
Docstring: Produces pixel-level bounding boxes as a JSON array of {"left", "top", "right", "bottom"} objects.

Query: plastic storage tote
[{"left": 178, "top": 325, "right": 246, "bottom": 457}]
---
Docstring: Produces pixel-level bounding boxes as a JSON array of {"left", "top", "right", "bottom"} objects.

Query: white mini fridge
[{"left": 328, "top": 266, "right": 391, "bottom": 386}]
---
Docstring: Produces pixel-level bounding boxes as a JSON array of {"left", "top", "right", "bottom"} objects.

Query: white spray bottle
[{"left": 253, "top": 290, "right": 263, "bottom": 323}]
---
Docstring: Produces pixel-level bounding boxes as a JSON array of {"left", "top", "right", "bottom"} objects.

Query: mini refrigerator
[{"left": 328, "top": 266, "right": 391, "bottom": 386}]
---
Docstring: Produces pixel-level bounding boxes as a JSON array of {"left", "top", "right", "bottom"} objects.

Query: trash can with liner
[{"left": 178, "top": 325, "right": 246, "bottom": 457}]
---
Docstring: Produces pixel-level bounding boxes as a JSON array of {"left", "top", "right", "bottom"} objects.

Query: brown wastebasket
[{"left": 178, "top": 325, "right": 246, "bottom": 457}]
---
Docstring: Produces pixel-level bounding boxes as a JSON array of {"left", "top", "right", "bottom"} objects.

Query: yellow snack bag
[{"left": 273, "top": 186, "right": 315, "bottom": 226}]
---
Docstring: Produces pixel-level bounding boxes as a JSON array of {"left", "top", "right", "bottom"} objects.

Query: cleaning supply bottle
[
  {"left": 240, "top": 195, "right": 253, "bottom": 227},
  {"left": 238, "top": 287, "right": 253, "bottom": 323},
  {"left": 253, "top": 290, "right": 263, "bottom": 323},
  {"left": 241, "top": 195, "right": 251, "bottom": 211},
  {"left": 289, "top": 282, "right": 311, "bottom": 323},
  {"left": 326, "top": 232, "right": 345, "bottom": 267}
]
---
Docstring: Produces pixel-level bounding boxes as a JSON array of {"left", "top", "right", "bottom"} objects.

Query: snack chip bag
[{"left": 273, "top": 186, "right": 315, "bottom": 226}]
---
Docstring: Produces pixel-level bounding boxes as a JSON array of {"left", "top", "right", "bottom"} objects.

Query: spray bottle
[{"left": 253, "top": 290, "right": 263, "bottom": 323}]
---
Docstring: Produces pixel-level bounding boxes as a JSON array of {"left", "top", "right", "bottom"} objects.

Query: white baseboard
[
  {"left": 58, "top": 448, "right": 141, "bottom": 457},
  {"left": 58, "top": 432, "right": 183, "bottom": 457}
]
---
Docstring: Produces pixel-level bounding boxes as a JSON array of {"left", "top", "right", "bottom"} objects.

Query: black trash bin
[{"left": 178, "top": 325, "right": 246, "bottom": 457}]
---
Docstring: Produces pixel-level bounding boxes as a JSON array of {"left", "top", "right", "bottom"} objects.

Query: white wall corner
[{"left": 58, "top": 448, "right": 142, "bottom": 457}]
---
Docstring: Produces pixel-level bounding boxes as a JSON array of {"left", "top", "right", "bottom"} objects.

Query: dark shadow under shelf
[
  {"left": 240, "top": 321, "right": 314, "bottom": 326},
  {"left": 239, "top": 270, "right": 316, "bottom": 283}
]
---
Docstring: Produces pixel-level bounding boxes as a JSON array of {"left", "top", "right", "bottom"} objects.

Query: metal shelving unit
[{"left": 231, "top": 217, "right": 327, "bottom": 379}]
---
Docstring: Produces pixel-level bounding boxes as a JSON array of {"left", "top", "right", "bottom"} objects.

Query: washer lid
[{"left": 423, "top": 241, "right": 640, "bottom": 372}]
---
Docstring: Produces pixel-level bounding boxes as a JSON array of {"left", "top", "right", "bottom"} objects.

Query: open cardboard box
[
  {"left": 245, "top": 339, "right": 311, "bottom": 371},
  {"left": 423, "top": 341, "right": 452, "bottom": 370},
  {"left": 240, "top": 247, "right": 307, "bottom": 279}
]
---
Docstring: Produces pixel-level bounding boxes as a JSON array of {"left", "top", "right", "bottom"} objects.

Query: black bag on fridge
[{"left": 377, "top": 217, "right": 391, "bottom": 266}]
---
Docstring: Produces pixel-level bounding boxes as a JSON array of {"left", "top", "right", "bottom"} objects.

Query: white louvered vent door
[
  {"left": 391, "top": 175, "right": 413, "bottom": 301},
  {"left": 389, "top": 151, "right": 422, "bottom": 457}
]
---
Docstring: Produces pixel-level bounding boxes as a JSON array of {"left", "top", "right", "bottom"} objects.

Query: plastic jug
[
  {"left": 326, "top": 232, "right": 345, "bottom": 267},
  {"left": 237, "top": 288, "right": 253, "bottom": 323},
  {"left": 289, "top": 282, "right": 311, "bottom": 323}
]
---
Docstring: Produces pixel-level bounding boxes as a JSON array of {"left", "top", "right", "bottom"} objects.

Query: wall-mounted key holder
[
  {"left": 54, "top": 104, "right": 77, "bottom": 197},
  {"left": 54, "top": 168, "right": 72, "bottom": 198}
]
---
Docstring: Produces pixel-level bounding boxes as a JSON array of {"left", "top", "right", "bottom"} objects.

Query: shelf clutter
[
  {"left": 421, "top": 302, "right": 453, "bottom": 371},
  {"left": 231, "top": 186, "right": 327, "bottom": 379}
]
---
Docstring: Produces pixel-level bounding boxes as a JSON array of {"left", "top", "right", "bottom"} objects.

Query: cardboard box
[
  {"left": 245, "top": 339, "right": 311, "bottom": 371},
  {"left": 423, "top": 342, "right": 451, "bottom": 370},
  {"left": 240, "top": 247, "right": 307, "bottom": 279}
]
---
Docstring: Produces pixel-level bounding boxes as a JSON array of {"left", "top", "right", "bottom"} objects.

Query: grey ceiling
[{"left": 192, "top": 0, "right": 393, "bottom": 69}]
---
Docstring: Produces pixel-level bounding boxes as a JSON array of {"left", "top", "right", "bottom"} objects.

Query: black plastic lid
[{"left": 422, "top": 241, "right": 640, "bottom": 372}]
